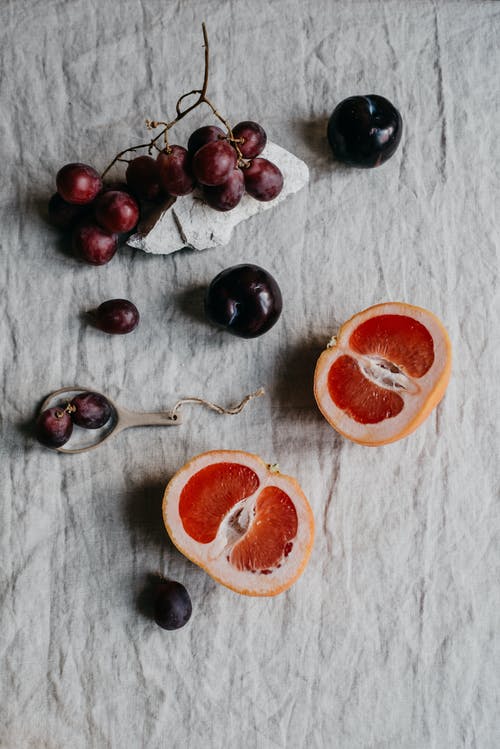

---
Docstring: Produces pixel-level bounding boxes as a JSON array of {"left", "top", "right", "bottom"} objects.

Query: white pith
[
  {"left": 315, "top": 303, "right": 451, "bottom": 445},
  {"left": 206, "top": 493, "right": 259, "bottom": 563},
  {"left": 163, "top": 451, "right": 314, "bottom": 596},
  {"left": 356, "top": 354, "right": 420, "bottom": 395}
]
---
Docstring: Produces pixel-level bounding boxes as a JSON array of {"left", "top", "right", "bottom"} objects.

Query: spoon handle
[{"left": 119, "top": 410, "right": 181, "bottom": 429}]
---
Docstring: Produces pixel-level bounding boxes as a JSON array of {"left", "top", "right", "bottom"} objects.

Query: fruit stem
[
  {"left": 326, "top": 336, "right": 337, "bottom": 349},
  {"left": 100, "top": 23, "right": 246, "bottom": 177},
  {"left": 201, "top": 21, "right": 210, "bottom": 98},
  {"left": 101, "top": 140, "right": 157, "bottom": 179},
  {"left": 200, "top": 96, "right": 246, "bottom": 164}
]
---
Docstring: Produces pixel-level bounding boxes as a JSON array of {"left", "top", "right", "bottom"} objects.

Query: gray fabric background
[{"left": 1, "top": 1, "right": 499, "bottom": 747}]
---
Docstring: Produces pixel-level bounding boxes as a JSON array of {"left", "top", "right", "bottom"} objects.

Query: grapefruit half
[
  {"left": 162, "top": 450, "right": 314, "bottom": 596},
  {"left": 314, "top": 302, "right": 452, "bottom": 445}
]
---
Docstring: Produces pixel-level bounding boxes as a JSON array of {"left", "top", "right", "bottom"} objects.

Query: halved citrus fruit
[
  {"left": 162, "top": 450, "right": 314, "bottom": 596},
  {"left": 314, "top": 302, "right": 452, "bottom": 445}
]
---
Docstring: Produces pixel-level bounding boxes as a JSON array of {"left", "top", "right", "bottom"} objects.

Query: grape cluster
[
  {"left": 36, "top": 392, "right": 113, "bottom": 448},
  {"left": 48, "top": 162, "right": 140, "bottom": 266},
  {"left": 156, "top": 119, "right": 283, "bottom": 211},
  {"left": 48, "top": 120, "right": 283, "bottom": 266}
]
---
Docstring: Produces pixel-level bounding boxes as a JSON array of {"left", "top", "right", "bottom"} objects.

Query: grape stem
[{"left": 101, "top": 23, "right": 246, "bottom": 179}]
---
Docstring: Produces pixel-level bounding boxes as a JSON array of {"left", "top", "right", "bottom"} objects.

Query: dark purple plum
[
  {"left": 203, "top": 169, "right": 245, "bottom": 212},
  {"left": 56, "top": 163, "right": 102, "bottom": 205},
  {"left": 232, "top": 121, "right": 267, "bottom": 159},
  {"left": 36, "top": 407, "right": 73, "bottom": 447},
  {"left": 157, "top": 146, "right": 195, "bottom": 196},
  {"left": 47, "top": 192, "right": 90, "bottom": 230},
  {"left": 72, "top": 223, "right": 118, "bottom": 265},
  {"left": 187, "top": 125, "right": 225, "bottom": 156},
  {"left": 94, "top": 190, "right": 140, "bottom": 233},
  {"left": 154, "top": 581, "right": 192, "bottom": 630},
  {"left": 327, "top": 94, "right": 402, "bottom": 168},
  {"left": 94, "top": 298, "right": 139, "bottom": 334},
  {"left": 70, "top": 392, "right": 113, "bottom": 429},
  {"left": 205, "top": 264, "right": 282, "bottom": 338},
  {"left": 192, "top": 140, "right": 237, "bottom": 186},
  {"left": 243, "top": 158, "right": 283, "bottom": 201},
  {"left": 126, "top": 156, "right": 163, "bottom": 201}
]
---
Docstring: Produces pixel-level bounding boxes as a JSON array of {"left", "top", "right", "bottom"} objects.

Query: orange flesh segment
[
  {"left": 328, "top": 355, "right": 404, "bottom": 424},
  {"left": 349, "top": 315, "right": 434, "bottom": 377},
  {"left": 230, "top": 486, "right": 298, "bottom": 572},
  {"left": 179, "top": 463, "right": 260, "bottom": 543}
]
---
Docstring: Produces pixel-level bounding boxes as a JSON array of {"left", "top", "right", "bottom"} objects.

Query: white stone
[{"left": 127, "top": 142, "right": 309, "bottom": 254}]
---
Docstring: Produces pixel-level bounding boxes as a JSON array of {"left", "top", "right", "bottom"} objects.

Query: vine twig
[{"left": 100, "top": 22, "right": 246, "bottom": 178}]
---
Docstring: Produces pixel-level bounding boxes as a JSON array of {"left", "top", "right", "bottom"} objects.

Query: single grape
[
  {"left": 56, "top": 163, "right": 102, "bottom": 205},
  {"left": 203, "top": 169, "right": 245, "bottom": 212},
  {"left": 36, "top": 407, "right": 73, "bottom": 448},
  {"left": 73, "top": 223, "right": 118, "bottom": 265},
  {"left": 327, "top": 95, "right": 402, "bottom": 168},
  {"left": 232, "top": 121, "right": 267, "bottom": 159},
  {"left": 157, "top": 146, "right": 195, "bottom": 196},
  {"left": 94, "top": 299, "right": 139, "bottom": 334},
  {"left": 126, "top": 156, "right": 163, "bottom": 201},
  {"left": 70, "top": 392, "right": 113, "bottom": 429},
  {"left": 47, "top": 193, "right": 90, "bottom": 230},
  {"left": 187, "top": 125, "right": 225, "bottom": 156},
  {"left": 192, "top": 140, "right": 237, "bottom": 186},
  {"left": 243, "top": 158, "right": 283, "bottom": 201},
  {"left": 154, "top": 581, "right": 192, "bottom": 630},
  {"left": 205, "top": 263, "right": 282, "bottom": 338},
  {"left": 94, "top": 190, "right": 140, "bottom": 233}
]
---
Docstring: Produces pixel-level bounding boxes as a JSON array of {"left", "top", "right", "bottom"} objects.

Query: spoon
[{"left": 40, "top": 385, "right": 265, "bottom": 455}]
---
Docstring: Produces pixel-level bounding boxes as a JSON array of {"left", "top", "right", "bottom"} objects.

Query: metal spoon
[{"left": 39, "top": 385, "right": 265, "bottom": 455}]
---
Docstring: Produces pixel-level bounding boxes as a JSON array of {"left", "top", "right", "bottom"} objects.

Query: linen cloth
[{"left": 1, "top": 1, "right": 499, "bottom": 747}]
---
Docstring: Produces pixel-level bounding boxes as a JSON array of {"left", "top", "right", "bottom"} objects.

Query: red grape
[
  {"left": 157, "top": 146, "right": 195, "bottom": 196},
  {"left": 73, "top": 223, "right": 118, "bottom": 265},
  {"left": 94, "top": 190, "right": 140, "bottom": 233},
  {"left": 126, "top": 156, "right": 163, "bottom": 201},
  {"left": 70, "top": 392, "right": 112, "bottom": 429},
  {"left": 232, "top": 121, "right": 267, "bottom": 159},
  {"left": 154, "top": 581, "right": 192, "bottom": 630},
  {"left": 47, "top": 192, "right": 89, "bottom": 230},
  {"left": 187, "top": 125, "right": 225, "bottom": 155},
  {"left": 243, "top": 158, "right": 283, "bottom": 201},
  {"left": 192, "top": 140, "right": 237, "bottom": 186},
  {"left": 56, "top": 163, "right": 102, "bottom": 205},
  {"left": 36, "top": 407, "right": 73, "bottom": 447},
  {"left": 95, "top": 299, "right": 139, "bottom": 334},
  {"left": 203, "top": 169, "right": 245, "bottom": 212},
  {"left": 205, "top": 264, "right": 282, "bottom": 338}
]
